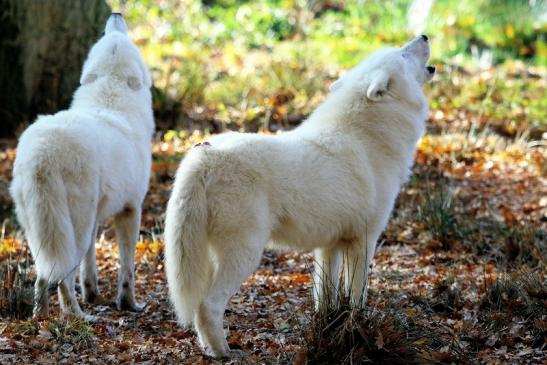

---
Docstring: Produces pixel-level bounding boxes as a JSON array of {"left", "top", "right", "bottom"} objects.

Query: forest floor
[{"left": 0, "top": 66, "right": 545, "bottom": 364}]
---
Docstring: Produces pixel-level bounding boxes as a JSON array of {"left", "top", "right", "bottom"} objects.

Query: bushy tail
[
  {"left": 164, "top": 149, "right": 211, "bottom": 324},
  {"left": 10, "top": 162, "right": 77, "bottom": 284}
]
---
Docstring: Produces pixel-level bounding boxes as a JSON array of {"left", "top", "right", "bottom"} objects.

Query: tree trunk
[{"left": 0, "top": 0, "right": 110, "bottom": 137}]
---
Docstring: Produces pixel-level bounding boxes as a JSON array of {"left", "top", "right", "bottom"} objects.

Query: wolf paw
[
  {"left": 83, "top": 290, "right": 105, "bottom": 305},
  {"left": 116, "top": 296, "right": 145, "bottom": 312},
  {"left": 32, "top": 305, "right": 50, "bottom": 319},
  {"left": 203, "top": 344, "right": 245, "bottom": 359},
  {"left": 83, "top": 314, "right": 98, "bottom": 322}
]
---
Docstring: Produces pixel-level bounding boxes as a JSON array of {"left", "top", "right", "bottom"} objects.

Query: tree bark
[{"left": 0, "top": 0, "right": 110, "bottom": 137}]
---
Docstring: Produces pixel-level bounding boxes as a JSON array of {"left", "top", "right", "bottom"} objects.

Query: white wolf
[
  {"left": 165, "top": 35, "right": 435, "bottom": 357},
  {"left": 10, "top": 13, "right": 154, "bottom": 318}
]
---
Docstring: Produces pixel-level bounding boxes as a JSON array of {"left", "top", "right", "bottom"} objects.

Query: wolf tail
[
  {"left": 164, "top": 148, "right": 212, "bottom": 324},
  {"left": 10, "top": 159, "right": 78, "bottom": 284}
]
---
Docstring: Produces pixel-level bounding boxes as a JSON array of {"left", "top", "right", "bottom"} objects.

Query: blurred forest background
[
  {"left": 117, "top": 0, "right": 546, "bottom": 136},
  {"left": 0, "top": 0, "right": 545, "bottom": 364},
  {"left": 1, "top": 0, "right": 545, "bottom": 136}
]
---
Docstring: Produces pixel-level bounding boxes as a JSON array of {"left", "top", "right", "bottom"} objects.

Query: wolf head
[
  {"left": 79, "top": 13, "right": 151, "bottom": 92},
  {"left": 329, "top": 35, "right": 435, "bottom": 105}
]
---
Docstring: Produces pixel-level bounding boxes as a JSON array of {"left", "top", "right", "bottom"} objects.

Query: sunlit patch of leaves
[{"left": 417, "top": 131, "right": 544, "bottom": 179}]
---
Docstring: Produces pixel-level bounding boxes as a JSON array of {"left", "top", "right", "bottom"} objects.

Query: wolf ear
[
  {"left": 81, "top": 72, "right": 98, "bottom": 85},
  {"left": 127, "top": 76, "right": 141, "bottom": 91},
  {"left": 127, "top": 60, "right": 151, "bottom": 91},
  {"left": 366, "top": 70, "right": 390, "bottom": 101},
  {"left": 80, "top": 52, "right": 99, "bottom": 85},
  {"left": 80, "top": 59, "right": 99, "bottom": 85}
]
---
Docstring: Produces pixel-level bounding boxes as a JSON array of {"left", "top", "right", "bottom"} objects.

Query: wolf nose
[
  {"left": 427, "top": 66, "right": 436, "bottom": 74},
  {"left": 105, "top": 12, "right": 128, "bottom": 35},
  {"left": 421, "top": 35, "right": 429, "bottom": 42}
]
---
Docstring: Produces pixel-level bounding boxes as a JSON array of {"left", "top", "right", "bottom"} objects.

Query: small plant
[
  {"left": 417, "top": 185, "right": 461, "bottom": 247},
  {"left": 47, "top": 316, "right": 95, "bottom": 349},
  {"left": 0, "top": 221, "right": 34, "bottom": 319},
  {"left": 304, "top": 294, "right": 464, "bottom": 364},
  {"left": 14, "top": 320, "right": 40, "bottom": 336},
  {"left": 465, "top": 218, "right": 546, "bottom": 267},
  {"left": 480, "top": 270, "right": 547, "bottom": 347},
  {"left": 432, "top": 275, "right": 463, "bottom": 313},
  {"left": 503, "top": 227, "right": 546, "bottom": 266},
  {"left": 303, "top": 256, "right": 464, "bottom": 364}
]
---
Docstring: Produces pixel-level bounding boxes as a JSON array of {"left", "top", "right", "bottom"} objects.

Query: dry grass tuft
[{"left": 304, "top": 294, "right": 465, "bottom": 364}]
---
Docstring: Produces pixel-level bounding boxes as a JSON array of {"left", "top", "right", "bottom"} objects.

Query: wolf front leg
[
  {"left": 114, "top": 205, "right": 144, "bottom": 312},
  {"left": 312, "top": 246, "right": 342, "bottom": 311},
  {"left": 343, "top": 236, "right": 377, "bottom": 307}
]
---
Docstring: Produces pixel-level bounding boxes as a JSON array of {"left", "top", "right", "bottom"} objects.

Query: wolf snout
[
  {"left": 427, "top": 66, "right": 436, "bottom": 74},
  {"left": 421, "top": 34, "right": 429, "bottom": 42},
  {"left": 105, "top": 12, "right": 128, "bottom": 35}
]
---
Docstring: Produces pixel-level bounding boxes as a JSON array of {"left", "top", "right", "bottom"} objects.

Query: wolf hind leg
[
  {"left": 194, "top": 229, "right": 268, "bottom": 358},
  {"left": 33, "top": 276, "right": 50, "bottom": 318},
  {"left": 58, "top": 271, "right": 84, "bottom": 317}
]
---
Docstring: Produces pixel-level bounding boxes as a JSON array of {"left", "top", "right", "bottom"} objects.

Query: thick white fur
[
  {"left": 165, "top": 36, "right": 434, "bottom": 357},
  {"left": 10, "top": 15, "right": 154, "bottom": 318}
]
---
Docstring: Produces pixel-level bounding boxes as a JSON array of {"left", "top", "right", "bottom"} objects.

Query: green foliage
[{"left": 108, "top": 0, "right": 546, "bottom": 131}]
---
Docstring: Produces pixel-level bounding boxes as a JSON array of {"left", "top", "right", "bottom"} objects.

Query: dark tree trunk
[{"left": 0, "top": 0, "right": 110, "bottom": 137}]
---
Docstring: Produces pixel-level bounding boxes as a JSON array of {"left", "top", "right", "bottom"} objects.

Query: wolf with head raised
[
  {"left": 165, "top": 35, "right": 435, "bottom": 357},
  {"left": 10, "top": 13, "right": 154, "bottom": 318}
]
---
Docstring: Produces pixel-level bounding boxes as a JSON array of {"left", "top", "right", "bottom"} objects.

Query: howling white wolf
[
  {"left": 165, "top": 35, "right": 435, "bottom": 357},
  {"left": 10, "top": 13, "right": 154, "bottom": 318}
]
